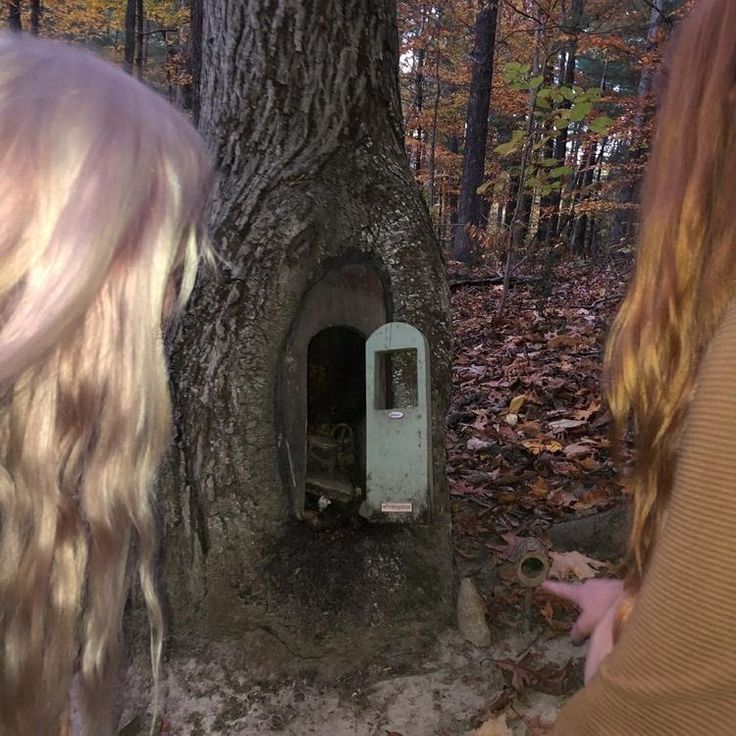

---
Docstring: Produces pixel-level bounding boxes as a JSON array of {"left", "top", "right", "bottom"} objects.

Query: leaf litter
[{"left": 448, "top": 260, "right": 631, "bottom": 729}]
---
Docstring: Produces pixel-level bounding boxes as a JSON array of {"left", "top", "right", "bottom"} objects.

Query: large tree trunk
[
  {"left": 162, "top": 0, "right": 453, "bottom": 671},
  {"left": 451, "top": 0, "right": 499, "bottom": 264}
]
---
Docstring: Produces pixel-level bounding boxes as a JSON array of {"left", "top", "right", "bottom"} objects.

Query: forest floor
[{"left": 122, "top": 257, "right": 632, "bottom": 736}]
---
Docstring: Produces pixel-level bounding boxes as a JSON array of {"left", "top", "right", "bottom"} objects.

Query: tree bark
[
  {"left": 135, "top": 0, "right": 144, "bottom": 79},
  {"left": 162, "top": 0, "right": 453, "bottom": 668},
  {"left": 188, "top": 0, "right": 203, "bottom": 125},
  {"left": 413, "top": 45, "right": 425, "bottom": 175},
  {"left": 451, "top": 0, "right": 499, "bottom": 264},
  {"left": 123, "top": 0, "right": 136, "bottom": 74},
  {"left": 30, "top": 0, "right": 40, "bottom": 34},
  {"left": 7, "top": 0, "right": 22, "bottom": 32}
]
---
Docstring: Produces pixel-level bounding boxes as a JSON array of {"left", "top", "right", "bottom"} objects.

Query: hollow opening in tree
[
  {"left": 278, "top": 260, "right": 388, "bottom": 520},
  {"left": 305, "top": 326, "right": 366, "bottom": 514}
]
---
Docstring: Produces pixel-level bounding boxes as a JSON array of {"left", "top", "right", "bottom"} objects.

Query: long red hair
[{"left": 606, "top": 0, "right": 736, "bottom": 584}]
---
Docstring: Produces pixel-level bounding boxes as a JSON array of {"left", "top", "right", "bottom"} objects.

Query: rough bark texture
[
  {"left": 451, "top": 0, "right": 498, "bottom": 264},
  {"left": 188, "top": 0, "right": 203, "bottom": 125},
  {"left": 161, "top": 0, "right": 453, "bottom": 673}
]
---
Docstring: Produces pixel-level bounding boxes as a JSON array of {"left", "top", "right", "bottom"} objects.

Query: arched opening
[{"left": 305, "top": 326, "right": 366, "bottom": 513}]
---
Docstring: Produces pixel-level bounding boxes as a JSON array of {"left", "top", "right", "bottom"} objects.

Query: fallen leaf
[
  {"left": 529, "top": 476, "right": 550, "bottom": 498},
  {"left": 467, "top": 437, "right": 494, "bottom": 451},
  {"left": 473, "top": 713, "right": 513, "bottom": 736},
  {"left": 563, "top": 441, "right": 593, "bottom": 458},
  {"left": 549, "top": 550, "right": 606, "bottom": 580},
  {"left": 521, "top": 438, "right": 564, "bottom": 455},
  {"left": 547, "top": 334, "right": 584, "bottom": 349},
  {"left": 509, "top": 394, "right": 526, "bottom": 413},
  {"left": 548, "top": 418, "right": 586, "bottom": 432},
  {"left": 496, "top": 654, "right": 539, "bottom": 691},
  {"left": 573, "top": 400, "right": 601, "bottom": 420}
]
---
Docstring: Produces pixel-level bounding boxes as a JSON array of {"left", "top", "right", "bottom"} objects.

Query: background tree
[
  {"left": 30, "top": 0, "right": 39, "bottom": 34},
  {"left": 452, "top": 0, "right": 499, "bottom": 264},
  {"left": 7, "top": 0, "right": 22, "bottom": 31}
]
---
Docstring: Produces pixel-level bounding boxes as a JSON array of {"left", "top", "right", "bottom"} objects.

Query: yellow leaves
[
  {"left": 520, "top": 438, "right": 564, "bottom": 455},
  {"left": 529, "top": 476, "right": 550, "bottom": 498},
  {"left": 509, "top": 394, "right": 526, "bottom": 414}
]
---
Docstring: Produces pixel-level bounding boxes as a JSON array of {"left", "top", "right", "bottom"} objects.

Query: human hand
[{"left": 542, "top": 578, "right": 624, "bottom": 682}]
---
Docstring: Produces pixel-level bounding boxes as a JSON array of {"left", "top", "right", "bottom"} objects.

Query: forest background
[{"left": 1, "top": 0, "right": 687, "bottom": 289}]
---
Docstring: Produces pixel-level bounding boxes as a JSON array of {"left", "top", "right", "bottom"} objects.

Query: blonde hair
[
  {"left": 0, "top": 34, "right": 211, "bottom": 735},
  {"left": 605, "top": 0, "right": 736, "bottom": 582}
]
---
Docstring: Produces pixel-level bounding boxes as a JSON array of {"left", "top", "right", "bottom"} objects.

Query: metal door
[{"left": 361, "top": 322, "right": 432, "bottom": 521}]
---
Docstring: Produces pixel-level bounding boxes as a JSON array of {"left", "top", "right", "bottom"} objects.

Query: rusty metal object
[{"left": 513, "top": 537, "right": 550, "bottom": 588}]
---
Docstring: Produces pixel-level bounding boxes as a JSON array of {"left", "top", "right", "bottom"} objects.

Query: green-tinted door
[{"left": 360, "top": 322, "right": 432, "bottom": 522}]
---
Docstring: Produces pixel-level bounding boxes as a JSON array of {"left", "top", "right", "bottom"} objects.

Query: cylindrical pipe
[{"left": 514, "top": 537, "right": 550, "bottom": 587}]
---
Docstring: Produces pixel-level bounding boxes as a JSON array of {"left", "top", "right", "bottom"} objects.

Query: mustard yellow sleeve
[{"left": 554, "top": 304, "right": 736, "bottom": 735}]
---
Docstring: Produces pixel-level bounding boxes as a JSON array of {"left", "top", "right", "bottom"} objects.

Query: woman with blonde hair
[
  {"left": 0, "top": 33, "right": 211, "bottom": 735},
  {"left": 545, "top": 0, "right": 736, "bottom": 731}
]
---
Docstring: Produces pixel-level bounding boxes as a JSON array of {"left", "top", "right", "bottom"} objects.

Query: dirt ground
[{"left": 121, "top": 628, "right": 582, "bottom": 735}]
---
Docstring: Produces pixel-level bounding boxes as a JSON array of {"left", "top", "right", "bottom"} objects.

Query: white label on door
[{"left": 381, "top": 502, "right": 413, "bottom": 513}]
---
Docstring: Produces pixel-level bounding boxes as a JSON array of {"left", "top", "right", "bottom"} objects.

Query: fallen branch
[{"left": 449, "top": 274, "right": 538, "bottom": 289}]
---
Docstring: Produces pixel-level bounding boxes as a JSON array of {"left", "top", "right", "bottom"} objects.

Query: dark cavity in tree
[{"left": 305, "top": 326, "right": 367, "bottom": 515}]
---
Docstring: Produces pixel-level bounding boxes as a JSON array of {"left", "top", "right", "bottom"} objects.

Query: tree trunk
[
  {"left": 413, "top": 46, "right": 425, "bottom": 175},
  {"left": 451, "top": 0, "right": 499, "bottom": 264},
  {"left": 428, "top": 10, "right": 443, "bottom": 205},
  {"left": 162, "top": 0, "right": 453, "bottom": 670},
  {"left": 30, "top": 0, "right": 40, "bottom": 34},
  {"left": 7, "top": 0, "right": 22, "bottom": 32},
  {"left": 610, "top": 0, "right": 665, "bottom": 245},
  {"left": 123, "top": 0, "right": 136, "bottom": 74},
  {"left": 551, "top": 0, "right": 586, "bottom": 242},
  {"left": 135, "top": 0, "right": 144, "bottom": 79},
  {"left": 570, "top": 139, "right": 597, "bottom": 255},
  {"left": 187, "top": 0, "right": 204, "bottom": 124}
]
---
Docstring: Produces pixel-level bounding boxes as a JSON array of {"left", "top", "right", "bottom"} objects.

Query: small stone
[{"left": 456, "top": 578, "right": 491, "bottom": 647}]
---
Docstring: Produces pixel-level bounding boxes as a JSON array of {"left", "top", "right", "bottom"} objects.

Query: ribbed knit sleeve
[{"left": 554, "top": 303, "right": 736, "bottom": 735}]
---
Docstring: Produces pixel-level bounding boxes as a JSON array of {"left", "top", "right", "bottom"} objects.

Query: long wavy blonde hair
[
  {"left": 0, "top": 35, "right": 211, "bottom": 735},
  {"left": 606, "top": 0, "right": 736, "bottom": 584}
]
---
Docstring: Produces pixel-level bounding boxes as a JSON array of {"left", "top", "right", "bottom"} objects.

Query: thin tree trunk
[
  {"left": 7, "top": 0, "right": 22, "bottom": 32},
  {"left": 124, "top": 0, "right": 136, "bottom": 74},
  {"left": 551, "top": 0, "right": 585, "bottom": 241},
  {"left": 189, "top": 0, "right": 203, "bottom": 125},
  {"left": 413, "top": 46, "right": 425, "bottom": 175},
  {"left": 428, "top": 10, "right": 442, "bottom": 204},
  {"left": 135, "top": 0, "right": 144, "bottom": 79},
  {"left": 451, "top": 0, "right": 499, "bottom": 264},
  {"left": 30, "top": 0, "right": 40, "bottom": 34}
]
